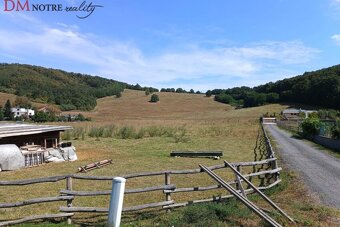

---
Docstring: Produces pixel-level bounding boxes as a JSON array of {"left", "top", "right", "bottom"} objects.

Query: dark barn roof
[{"left": 0, "top": 124, "right": 72, "bottom": 138}]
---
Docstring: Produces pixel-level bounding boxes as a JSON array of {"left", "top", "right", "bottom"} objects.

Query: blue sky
[{"left": 0, "top": 0, "right": 339, "bottom": 91}]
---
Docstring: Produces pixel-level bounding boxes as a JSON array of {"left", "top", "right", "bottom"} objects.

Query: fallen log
[{"left": 77, "top": 159, "right": 112, "bottom": 173}]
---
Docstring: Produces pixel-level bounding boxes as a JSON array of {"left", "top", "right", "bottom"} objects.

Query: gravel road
[{"left": 265, "top": 124, "right": 340, "bottom": 208}]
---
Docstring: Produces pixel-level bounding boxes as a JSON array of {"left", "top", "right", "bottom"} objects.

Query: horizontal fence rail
[
  {"left": 0, "top": 123, "right": 280, "bottom": 226},
  {"left": 0, "top": 158, "right": 277, "bottom": 186}
]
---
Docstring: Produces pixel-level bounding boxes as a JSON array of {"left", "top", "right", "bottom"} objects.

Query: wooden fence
[
  {"left": 0, "top": 124, "right": 280, "bottom": 226},
  {"left": 276, "top": 120, "right": 300, "bottom": 132}
]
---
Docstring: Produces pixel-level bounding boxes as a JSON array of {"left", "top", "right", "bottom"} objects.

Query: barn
[
  {"left": 0, "top": 124, "right": 74, "bottom": 171},
  {"left": 0, "top": 124, "right": 72, "bottom": 148}
]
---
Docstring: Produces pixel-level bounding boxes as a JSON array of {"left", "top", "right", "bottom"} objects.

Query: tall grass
[{"left": 62, "top": 125, "right": 189, "bottom": 141}]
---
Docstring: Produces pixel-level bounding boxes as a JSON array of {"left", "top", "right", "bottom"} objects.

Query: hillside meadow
[{"left": 0, "top": 90, "right": 338, "bottom": 226}]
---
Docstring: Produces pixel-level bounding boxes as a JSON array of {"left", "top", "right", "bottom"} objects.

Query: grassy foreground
[{"left": 0, "top": 90, "right": 339, "bottom": 226}]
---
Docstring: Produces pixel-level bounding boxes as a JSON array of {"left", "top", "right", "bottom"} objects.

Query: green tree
[
  {"left": 150, "top": 94, "right": 159, "bottom": 103},
  {"left": 32, "top": 111, "right": 50, "bottom": 122},
  {"left": 176, "top": 88, "right": 186, "bottom": 93},
  {"left": 206, "top": 90, "right": 212, "bottom": 97},
  {"left": 3, "top": 99, "right": 13, "bottom": 120},
  {"left": 214, "top": 94, "right": 236, "bottom": 104},
  {"left": 145, "top": 90, "right": 150, "bottom": 96},
  {"left": 266, "top": 93, "right": 279, "bottom": 103}
]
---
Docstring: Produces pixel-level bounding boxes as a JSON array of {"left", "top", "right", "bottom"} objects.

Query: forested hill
[
  {"left": 212, "top": 64, "right": 340, "bottom": 109},
  {"left": 0, "top": 63, "right": 157, "bottom": 110},
  {"left": 255, "top": 65, "right": 340, "bottom": 109}
]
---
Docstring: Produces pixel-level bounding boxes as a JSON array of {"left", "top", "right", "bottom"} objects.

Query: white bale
[{"left": 0, "top": 144, "right": 25, "bottom": 171}]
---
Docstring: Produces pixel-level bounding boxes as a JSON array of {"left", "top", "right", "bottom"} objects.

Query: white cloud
[
  {"left": 331, "top": 34, "right": 340, "bottom": 45},
  {"left": 0, "top": 15, "right": 319, "bottom": 90}
]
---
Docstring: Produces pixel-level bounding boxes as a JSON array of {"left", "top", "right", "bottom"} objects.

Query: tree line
[
  {"left": 160, "top": 88, "right": 201, "bottom": 94},
  {"left": 209, "top": 64, "right": 340, "bottom": 109}
]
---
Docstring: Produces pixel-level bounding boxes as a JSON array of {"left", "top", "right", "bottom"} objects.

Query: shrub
[
  {"left": 150, "top": 94, "right": 159, "bottom": 103},
  {"left": 301, "top": 117, "right": 322, "bottom": 138},
  {"left": 116, "top": 126, "right": 136, "bottom": 139},
  {"left": 33, "top": 111, "right": 50, "bottom": 122},
  {"left": 173, "top": 126, "right": 188, "bottom": 143}
]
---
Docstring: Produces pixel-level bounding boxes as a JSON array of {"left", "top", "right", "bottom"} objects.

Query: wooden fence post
[
  {"left": 235, "top": 165, "right": 241, "bottom": 190},
  {"left": 66, "top": 177, "right": 73, "bottom": 224},
  {"left": 165, "top": 173, "right": 171, "bottom": 212},
  {"left": 234, "top": 165, "right": 246, "bottom": 197}
]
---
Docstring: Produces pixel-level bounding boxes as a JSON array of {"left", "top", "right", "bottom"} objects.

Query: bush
[
  {"left": 116, "top": 126, "right": 136, "bottom": 139},
  {"left": 301, "top": 117, "right": 322, "bottom": 138},
  {"left": 33, "top": 111, "right": 50, "bottom": 122},
  {"left": 173, "top": 126, "right": 188, "bottom": 143},
  {"left": 150, "top": 94, "right": 159, "bottom": 103}
]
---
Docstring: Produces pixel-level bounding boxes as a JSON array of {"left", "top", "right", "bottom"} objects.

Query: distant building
[
  {"left": 262, "top": 117, "right": 277, "bottom": 125},
  {"left": 11, "top": 107, "right": 35, "bottom": 119},
  {"left": 61, "top": 114, "right": 78, "bottom": 121},
  {"left": 282, "top": 108, "right": 317, "bottom": 119},
  {"left": 38, "top": 106, "right": 49, "bottom": 113},
  {"left": 38, "top": 106, "right": 61, "bottom": 116}
]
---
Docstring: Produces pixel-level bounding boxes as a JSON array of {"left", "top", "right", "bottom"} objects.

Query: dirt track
[{"left": 265, "top": 125, "right": 340, "bottom": 208}]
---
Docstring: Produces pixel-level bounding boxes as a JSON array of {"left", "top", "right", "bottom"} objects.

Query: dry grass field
[{"left": 0, "top": 90, "right": 339, "bottom": 226}]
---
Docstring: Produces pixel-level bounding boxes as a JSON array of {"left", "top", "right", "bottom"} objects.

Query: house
[
  {"left": 282, "top": 108, "right": 317, "bottom": 119},
  {"left": 11, "top": 107, "right": 35, "bottom": 118}
]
